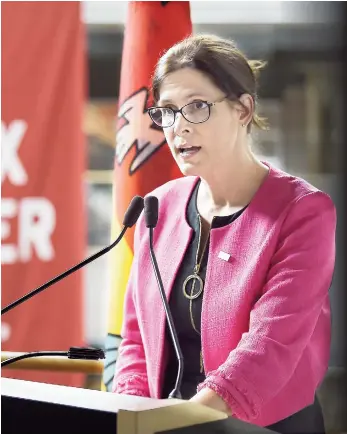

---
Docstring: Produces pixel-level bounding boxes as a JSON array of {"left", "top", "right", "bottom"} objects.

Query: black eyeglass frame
[{"left": 147, "top": 95, "right": 228, "bottom": 128}]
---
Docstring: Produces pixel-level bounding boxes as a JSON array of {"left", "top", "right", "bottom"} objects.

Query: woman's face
[{"left": 157, "top": 67, "right": 249, "bottom": 177}]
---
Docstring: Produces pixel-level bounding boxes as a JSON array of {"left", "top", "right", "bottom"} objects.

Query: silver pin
[{"left": 218, "top": 251, "right": 231, "bottom": 262}]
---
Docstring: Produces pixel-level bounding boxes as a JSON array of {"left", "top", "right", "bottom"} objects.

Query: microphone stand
[
  {"left": 149, "top": 228, "right": 184, "bottom": 399},
  {"left": 1, "top": 228, "right": 127, "bottom": 315},
  {"left": 145, "top": 196, "right": 184, "bottom": 399},
  {"left": 2, "top": 194, "right": 144, "bottom": 316}
]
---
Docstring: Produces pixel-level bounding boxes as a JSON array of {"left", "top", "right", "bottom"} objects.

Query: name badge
[{"left": 218, "top": 251, "right": 231, "bottom": 262}]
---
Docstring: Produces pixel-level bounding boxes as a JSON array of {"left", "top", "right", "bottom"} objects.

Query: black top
[{"left": 161, "top": 179, "right": 245, "bottom": 399}]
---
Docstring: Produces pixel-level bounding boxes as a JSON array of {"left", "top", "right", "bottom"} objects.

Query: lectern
[{"left": 1, "top": 378, "right": 276, "bottom": 434}]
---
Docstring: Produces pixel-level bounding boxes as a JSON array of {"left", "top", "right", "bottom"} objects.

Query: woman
[{"left": 113, "top": 34, "right": 336, "bottom": 433}]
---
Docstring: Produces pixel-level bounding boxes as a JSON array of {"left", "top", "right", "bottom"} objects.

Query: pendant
[{"left": 182, "top": 274, "right": 204, "bottom": 300}]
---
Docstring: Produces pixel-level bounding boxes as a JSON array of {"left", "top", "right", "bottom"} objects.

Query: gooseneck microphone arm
[
  {"left": 1, "top": 228, "right": 126, "bottom": 315},
  {"left": 1, "top": 347, "right": 105, "bottom": 368},
  {"left": 1, "top": 196, "right": 145, "bottom": 316},
  {"left": 1, "top": 351, "right": 69, "bottom": 368},
  {"left": 144, "top": 196, "right": 184, "bottom": 399}
]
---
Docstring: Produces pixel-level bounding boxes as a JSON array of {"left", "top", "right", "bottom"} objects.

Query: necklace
[
  {"left": 182, "top": 214, "right": 213, "bottom": 373},
  {"left": 182, "top": 215, "right": 211, "bottom": 300}
]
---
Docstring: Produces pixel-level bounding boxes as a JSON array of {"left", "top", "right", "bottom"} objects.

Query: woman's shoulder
[{"left": 266, "top": 163, "right": 335, "bottom": 208}]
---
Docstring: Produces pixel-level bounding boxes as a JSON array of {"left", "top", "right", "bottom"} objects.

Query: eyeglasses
[{"left": 147, "top": 96, "right": 228, "bottom": 128}]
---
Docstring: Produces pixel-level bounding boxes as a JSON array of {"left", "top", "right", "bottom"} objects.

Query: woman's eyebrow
[{"left": 157, "top": 93, "right": 207, "bottom": 106}]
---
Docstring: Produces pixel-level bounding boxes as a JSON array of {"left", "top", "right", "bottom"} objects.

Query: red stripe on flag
[{"left": 115, "top": 1, "right": 192, "bottom": 249}]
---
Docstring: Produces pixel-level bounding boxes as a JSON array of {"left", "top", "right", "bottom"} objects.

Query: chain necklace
[{"left": 182, "top": 214, "right": 214, "bottom": 373}]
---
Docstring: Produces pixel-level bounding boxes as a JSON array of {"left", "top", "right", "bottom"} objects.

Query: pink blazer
[{"left": 112, "top": 163, "right": 336, "bottom": 427}]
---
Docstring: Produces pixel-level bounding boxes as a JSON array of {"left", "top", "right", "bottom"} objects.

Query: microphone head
[
  {"left": 144, "top": 196, "right": 159, "bottom": 228},
  {"left": 123, "top": 196, "right": 145, "bottom": 228}
]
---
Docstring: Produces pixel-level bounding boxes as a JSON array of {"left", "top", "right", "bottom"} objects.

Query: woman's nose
[{"left": 173, "top": 112, "right": 191, "bottom": 136}]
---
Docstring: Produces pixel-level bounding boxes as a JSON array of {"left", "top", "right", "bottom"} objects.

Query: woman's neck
[{"left": 197, "top": 153, "right": 269, "bottom": 215}]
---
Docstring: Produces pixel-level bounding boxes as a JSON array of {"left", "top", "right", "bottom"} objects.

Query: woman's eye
[
  {"left": 162, "top": 108, "right": 173, "bottom": 115},
  {"left": 192, "top": 101, "right": 206, "bottom": 110}
]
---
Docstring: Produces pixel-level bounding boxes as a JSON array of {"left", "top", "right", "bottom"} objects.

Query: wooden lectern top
[
  {"left": 1, "top": 377, "right": 176, "bottom": 413},
  {"left": 1, "top": 378, "right": 227, "bottom": 434},
  {"left": 1, "top": 378, "right": 276, "bottom": 434}
]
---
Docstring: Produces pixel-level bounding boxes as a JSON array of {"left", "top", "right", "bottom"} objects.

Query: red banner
[
  {"left": 103, "top": 1, "right": 192, "bottom": 391},
  {"left": 1, "top": 2, "right": 86, "bottom": 386}
]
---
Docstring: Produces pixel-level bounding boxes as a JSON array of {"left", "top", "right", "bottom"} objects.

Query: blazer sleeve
[
  {"left": 197, "top": 191, "right": 336, "bottom": 420},
  {"left": 112, "top": 215, "right": 150, "bottom": 397}
]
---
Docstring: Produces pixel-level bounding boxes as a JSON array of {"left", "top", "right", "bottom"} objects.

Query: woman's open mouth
[{"left": 178, "top": 146, "right": 201, "bottom": 159}]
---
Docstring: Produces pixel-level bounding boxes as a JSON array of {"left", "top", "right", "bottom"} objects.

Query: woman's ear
[{"left": 238, "top": 93, "right": 254, "bottom": 128}]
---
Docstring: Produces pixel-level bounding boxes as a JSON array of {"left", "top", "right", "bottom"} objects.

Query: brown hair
[{"left": 152, "top": 34, "right": 268, "bottom": 132}]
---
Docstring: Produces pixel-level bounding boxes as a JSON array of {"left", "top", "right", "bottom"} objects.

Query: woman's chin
[
  {"left": 175, "top": 158, "right": 204, "bottom": 177},
  {"left": 178, "top": 164, "right": 201, "bottom": 177}
]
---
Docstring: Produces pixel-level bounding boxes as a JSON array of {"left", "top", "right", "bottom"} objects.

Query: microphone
[
  {"left": 1, "top": 195, "right": 145, "bottom": 315},
  {"left": 1, "top": 346, "right": 105, "bottom": 368},
  {"left": 144, "top": 195, "right": 184, "bottom": 399}
]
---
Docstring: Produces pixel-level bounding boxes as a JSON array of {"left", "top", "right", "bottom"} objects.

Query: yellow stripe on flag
[{"left": 107, "top": 213, "right": 134, "bottom": 336}]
